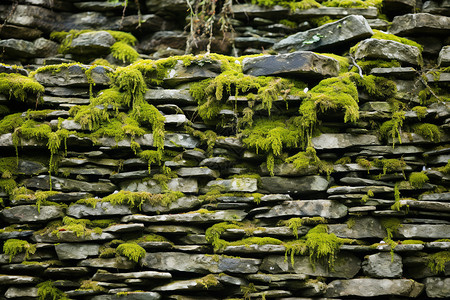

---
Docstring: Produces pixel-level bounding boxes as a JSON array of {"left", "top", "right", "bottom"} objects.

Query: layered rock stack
[{"left": 1, "top": 0, "right": 450, "bottom": 299}]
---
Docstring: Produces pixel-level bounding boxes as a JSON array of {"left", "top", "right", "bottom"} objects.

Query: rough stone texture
[
  {"left": 0, "top": 205, "right": 64, "bottom": 224},
  {"left": 425, "top": 277, "right": 450, "bottom": 298},
  {"left": 92, "top": 270, "right": 172, "bottom": 281},
  {"left": 396, "top": 224, "right": 450, "bottom": 238},
  {"left": 389, "top": 13, "right": 450, "bottom": 36},
  {"left": 242, "top": 51, "right": 339, "bottom": 78},
  {"left": 142, "top": 252, "right": 260, "bottom": 274},
  {"left": 362, "top": 252, "right": 403, "bottom": 278},
  {"left": 204, "top": 178, "right": 258, "bottom": 193},
  {"left": 325, "top": 278, "right": 424, "bottom": 297},
  {"left": 328, "top": 217, "right": 386, "bottom": 239},
  {"left": 122, "top": 210, "right": 247, "bottom": 223},
  {"left": 22, "top": 175, "right": 117, "bottom": 193},
  {"left": 438, "top": 45, "right": 450, "bottom": 67},
  {"left": 260, "top": 176, "right": 329, "bottom": 194},
  {"left": 0, "top": 39, "right": 36, "bottom": 58},
  {"left": 67, "top": 202, "right": 133, "bottom": 218},
  {"left": 55, "top": 243, "right": 100, "bottom": 260},
  {"left": 311, "top": 133, "right": 381, "bottom": 149},
  {"left": 89, "top": 292, "right": 161, "bottom": 300},
  {"left": 4, "top": 287, "right": 38, "bottom": 299},
  {"left": 273, "top": 15, "right": 373, "bottom": 53},
  {"left": 354, "top": 38, "right": 422, "bottom": 66},
  {"left": 142, "top": 196, "right": 201, "bottom": 213},
  {"left": 34, "top": 65, "right": 112, "bottom": 87},
  {"left": 255, "top": 200, "right": 347, "bottom": 219}
]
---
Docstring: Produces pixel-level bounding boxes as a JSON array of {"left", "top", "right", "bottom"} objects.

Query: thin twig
[
  {"left": 418, "top": 73, "right": 444, "bottom": 104},
  {"left": 350, "top": 54, "right": 363, "bottom": 78}
]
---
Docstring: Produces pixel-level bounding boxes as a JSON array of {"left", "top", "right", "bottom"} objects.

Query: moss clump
[
  {"left": 286, "top": 147, "right": 334, "bottom": 177},
  {"left": 0, "top": 178, "right": 17, "bottom": 194},
  {"left": 0, "top": 73, "right": 44, "bottom": 102},
  {"left": 0, "top": 157, "right": 18, "bottom": 179},
  {"left": 134, "top": 234, "right": 171, "bottom": 243},
  {"left": 205, "top": 222, "right": 242, "bottom": 251},
  {"left": 116, "top": 243, "right": 146, "bottom": 263},
  {"left": 37, "top": 281, "right": 70, "bottom": 300},
  {"left": 371, "top": 29, "right": 423, "bottom": 52},
  {"left": 409, "top": 172, "right": 429, "bottom": 189},
  {"left": 280, "top": 217, "right": 327, "bottom": 239},
  {"left": 361, "top": 189, "right": 374, "bottom": 203},
  {"left": 413, "top": 123, "right": 441, "bottom": 142},
  {"left": 3, "top": 239, "right": 36, "bottom": 262},
  {"left": 78, "top": 280, "right": 108, "bottom": 292},
  {"left": 322, "top": 0, "right": 383, "bottom": 9},
  {"left": 351, "top": 59, "right": 401, "bottom": 73},
  {"left": 52, "top": 216, "right": 102, "bottom": 238},
  {"left": 196, "top": 274, "right": 220, "bottom": 289},
  {"left": 279, "top": 19, "right": 297, "bottom": 28},
  {"left": 373, "top": 158, "right": 406, "bottom": 176},
  {"left": 439, "top": 160, "right": 450, "bottom": 174},
  {"left": 379, "top": 111, "right": 405, "bottom": 147},
  {"left": 319, "top": 53, "right": 349, "bottom": 73},
  {"left": 111, "top": 42, "right": 140, "bottom": 64},
  {"left": 412, "top": 106, "right": 427, "bottom": 120},
  {"left": 0, "top": 113, "right": 24, "bottom": 135},
  {"left": 428, "top": 251, "right": 450, "bottom": 273}
]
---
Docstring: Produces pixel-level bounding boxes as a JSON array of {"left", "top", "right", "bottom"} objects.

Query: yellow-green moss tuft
[
  {"left": 3, "top": 239, "right": 36, "bottom": 262},
  {"left": 116, "top": 243, "right": 146, "bottom": 262},
  {"left": 409, "top": 172, "right": 429, "bottom": 189},
  {"left": 0, "top": 73, "right": 44, "bottom": 102},
  {"left": 413, "top": 123, "right": 441, "bottom": 142},
  {"left": 111, "top": 41, "right": 139, "bottom": 64},
  {"left": 428, "top": 251, "right": 450, "bottom": 273},
  {"left": 37, "top": 280, "right": 70, "bottom": 300}
]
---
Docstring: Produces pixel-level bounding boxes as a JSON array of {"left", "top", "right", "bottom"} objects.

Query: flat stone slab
[
  {"left": 371, "top": 67, "right": 417, "bottom": 79},
  {"left": 144, "top": 89, "right": 196, "bottom": 105},
  {"left": 399, "top": 200, "right": 450, "bottom": 212},
  {"left": 153, "top": 276, "right": 223, "bottom": 291},
  {"left": 142, "top": 252, "right": 261, "bottom": 274},
  {"left": 273, "top": 15, "right": 373, "bottom": 53},
  {"left": 396, "top": 224, "right": 450, "bottom": 239},
  {"left": 203, "top": 178, "right": 258, "bottom": 193},
  {"left": 141, "top": 196, "right": 201, "bottom": 214},
  {"left": 89, "top": 292, "right": 161, "bottom": 300},
  {"left": 328, "top": 217, "right": 386, "bottom": 239},
  {"left": 247, "top": 273, "right": 307, "bottom": 283},
  {"left": 68, "top": 31, "right": 115, "bottom": 55},
  {"left": 420, "top": 192, "right": 450, "bottom": 201},
  {"left": 33, "top": 231, "right": 116, "bottom": 243},
  {"left": 424, "top": 277, "right": 450, "bottom": 298},
  {"left": 354, "top": 38, "right": 422, "bottom": 66},
  {"left": 0, "top": 275, "right": 40, "bottom": 285},
  {"left": 231, "top": 4, "right": 289, "bottom": 19},
  {"left": 439, "top": 45, "right": 450, "bottom": 67},
  {"left": 260, "top": 176, "right": 329, "bottom": 194},
  {"left": 34, "top": 64, "right": 112, "bottom": 87},
  {"left": 5, "top": 287, "right": 38, "bottom": 298},
  {"left": 122, "top": 210, "right": 247, "bottom": 223},
  {"left": 325, "top": 278, "right": 424, "bottom": 297},
  {"left": 389, "top": 13, "right": 450, "bottom": 36},
  {"left": 22, "top": 175, "right": 117, "bottom": 193},
  {"left": 260, "top": 253, "right": 360, "bottom": 278},
  {"left": 220, "top": 244, "right": 286, "bottom": 254},
  {"left": 163, "top": 60, "right": 221, "bottom": 86},
  {"left": 327, "top": 185, "right": 394, "bottom": 194},
  {"left": 0, "top": 205, "right": 64, "bottom": 224},
  {"left": 292, "top": 7, "right": 378, "bottom": 19},
  {"left": 67, "top": 202, "right": 133, "bottom": 218},
  {"left": 78, "top": 257, "right": 136, "bottom": 270},
  {"left": 177, "top": 167, "right": 219, "bottom": 179},
  {"left": 362, "top": 252, "right": 403, "bottom": 278},
  {"left": 92, "top": 270, "right": 171, "bottom": 281},
  {"left": 311, "top": 133, "right": 380, "bottom": 150},
  {"left": 255, "top": 200, "right": 347, "bottom": 219},
  {"left": 242, "top": 51, "right": 339, "bottom": 78},
  {"left": 55, "top": 243, "right": 100, "bottom": 260}
]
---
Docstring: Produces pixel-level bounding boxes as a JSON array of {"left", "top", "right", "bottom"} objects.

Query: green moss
[
  {"left": 286, "top": 147, "right": 334, "bottom": 177},
  {"left": 0, "top": 178, "right": 17, "bottom": 193},
  {"left": 390, "top": 183, "right": 402, "bottom": 211},
  {"left": 185, "top": 127, "right": 217, "bottom": 156},
  {"left": 322, "top": 0, "right": 383, "bottom": 9},
  {"left": 373, "top": 158, "right": 406, "bottom": 176},
  {"left": 134, "top": 234, "right": 171, "bottom": 243},
  {"left": 196, "top": 274, "right": 220, "bottom": 289},
  {"left": 37, "top": 281, "right": 70, "bottom": 300},
  {"left": 371, "top": 29, "right": 423, "bottom": 52},
  {"left": 351, "top": 59, "right": 401, "bottom": 73},
  {"left": 280, "top": 217, "right": 327, "bottom": 239},
  {"left": 413, "top": 123, "right": 441, "bottom": 142},
  {"left": 139, "top": 150, "right": 162, "bottom": 173},
  {"left": 412, "top": 106, "right": 427, "bottom": 120},
  {"left": 106, "top": 31, "right": 137, "bottom": 45},
  {"left": 0, "top": 113, "right": 24, "bottom": 135},
  {"left": 78, "top": 280, "right": 108, "bottom": 292},
  {"left": 205, "top": 222, "right": 242, "bottom": 251},
  {"left": 279, "top": 19, "right": 297, "bottom": 28},
  {"left": 381, "top": 218, "right": 402, "bottom": 241},
  {"left": 99, "top": 247, "right": 116, "bottom": 258},
  {"left": 0, "top": 73, "right": 44, "bottom": 102},
  {"left": 3, "top": 239, "right": 36, "bottom": 262},
  {"left": 379, "top": 111, "right": 405, "bottom": 147},
  {"left": 409, "top": 172, "right": 429, "bottom": 189},
  {"left": 335, "top": 157, "right": 351, "bottom": 165},
  {"left": 438, "top": 160, "right": 450, "bottom": 174},
  {"left": 0, "top": 157, "right": 18, "bottom": 178},
  {"left": 428, "top": 251, "right": 450, "bottom": 273},
  {"left": 116, "top": 243, "right": 146, "bottom": 262},
  {"left": 319, "top": 53, "right": 349, "bottom": 73},
  {"left": 111, "top": 41, "right": 139, "bottom": 64},
  {"left": 401, "top": 240, "right": 425, "bottom": 245},
  {"left": 361, "top": 189, "right": 374, "bottom": 203}
]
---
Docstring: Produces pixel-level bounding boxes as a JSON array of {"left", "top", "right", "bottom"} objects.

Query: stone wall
[{"left": 1, "top": 0, "right": 450, "bottom": 299}]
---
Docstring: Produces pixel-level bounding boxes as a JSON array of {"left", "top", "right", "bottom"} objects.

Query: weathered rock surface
[
  {"left": 203, "top": 178, "right": 258, "bottom": 193},
  {"left": 424, "top": 277, "right": 450, "bottom": 298},
  {"left": 255, "top": 200, "right": 347, "bottom": 219},
  {"left": 67, "top": 202, "right": 133, "bottom": 218},
  {"left": 122, "top": 210, "right": 247, "bottom": 223},
  {"left": 273, "top": 15, "right": 373, "bottom": 53},
  {"left": 92, "top": 270, "right": 171, "bottom": 281},
  {"left": 396, "top": 224, "right": 450, "bottom": 238},
  {"left": 22, "top": 175, "right": 117, "bottom": 193},
  {"left": 312, "top": 133, "right": 381, "bottom": 149},
  {"left": 328, "top": 217, "right": 386, "bottom": 239},
  {"left": 438, "top": 45, "right": 450, "bottom": 67},
  {"left": 89, "top": 292, "right": 161, "bottom": 300},
  {"left": 0, "top": 205, "right": 64, "bottom": 224},
  {"left": 55, "top": 243, "right": 100, "bottom": 260},
  {"left": 242, "top": 51, "right": 339, "bottom": 78},
  {"left": 142, "top": 196, "right": 201, "bottom": 213},
  {"left": 389, "top": 13, "right": 450, "bottom": 36},
  {"left": 34, "top": 65, "right": 112, "bottom": 87},
  {"left": 260, "top": 176, "right": 329, "bottom": 194},
  {"left": 362, "top": 252, "right": 403, "bottom": 278}
]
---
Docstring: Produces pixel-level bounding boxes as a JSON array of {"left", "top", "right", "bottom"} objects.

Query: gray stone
[
  {"left": 396, "top": 224, "right": 450, "bottom": 239},
  {"left": 22, "top": 175, "right": 116, "bottom": 193},
  {"left": 231, "top": 4, "right": 289, "bottom": 19},
  {"left": 362, "top": 252, "right": 402, "bottom": 278},
  {"left": 153, "top": 276, "right": 223, "bottom": 291},
  {"left": 59, "top": 120, "right": 82, "bottom": 130},
  {"left": 255, "top": 200, "right": 347, "bottom": 219},
  {"left": 312, "top": 133, "right": 380, "bottom": 150},
  {"left": 0, "top": 205, "right": 64, "bottom": 224},
  {"left": 247, "top": 273, "right": 307, "bottom": 283},
  {"left": 371, "top": 67, "right": 417, "bottom": 79},
  {"left": 0, "top": 275, "right": 40, "bottom": 285},
  {"left": 0, "top": 38, "right": 36, "bottom": 57},
  {"left": 164, "top": 60, "right": 221, "bottom": 86},
  {"left": 325, "top": 278, "right": 424, "bottom": 297},
  {"left": 17, "top": 159, "right": 47, "bottom": 175},
  {"left": 120, "top": 179, "right": 162, "bottom": 194},
  {"left": 57, "top": 167, "right": 113, "bottom": 177},
  {"left": 42, "top": 96, "right": 91, "bottom": 106},
  {"left": 354, "top": 38, "right": 422, "bottom": 66},
  {"left": 146, "top": 0, "right": 188, "bottom": 14},
  {"left": 328, "top": 185, "right": 394, "bottom": 194},
  {"left": 164, "top": 114, "right": 187, "bottom": 126},
  {"left": 220, "top": 244, "right": 286, "bottom": 254},
  {"left": 103, "top": 223, "right": 144, "bottom": 233},
  {"left": 110, "top": 170, "right": 150, "bottom": 181},
  {"left": 167, "top": 178, "right": 198, "bottom": 193},
  {"left": 5, "top": 287, "right": 38, "bottom": 298},
  {"left": 425, "top": 277, "right": 450, "bottom": 298},
  {"left": 92, "top": 270, "right": 171, "bottom": 281},
  {"left": 177, "top": 167, "right": 219, "bottom": 179},
  {"left": 122, "top": 209, "right": 247, "bottom": 223},
  {"left": 33, "top": 231, "right": 116, "bottom": 243},
  {"left": 328, "top": 217, "right": 386, "bottom": 239},
  {"left": 55, "top": 243, "right": 100, "bottom": 260},
  {"left": 0, "top": 24, "right": 42, "bottom": 41},
  {"left": 438, "top": 46, "right": 450, "bottom": 67},
  {"left": 199, "top": 157, "right": 231, "bottom": 169},
  {"left": 360, "top": 101, "right": 392, "bottom": 112},
  {"left": 260, "top": 176, "right": 329, "bottom": 194},
  {"left": 399, "top": 199, "right": 450, "bottom": 212},
  {"left": 33, "top": 37, "right": 58, "bottom": 57},
  {"left": 420, "top": 192, "right": 450, "bottom": 201},
  {"left": 43, "top": 267, "right": 90, "bottom": 278},
  {"left": 74, "top": 1, "right": 123, "bottom": 11},
  {"left": 145, "top": 89, "right": 195, "bottom": 105},
  {"left": 260, "top": 253, "right": 360, "bottom": 278},
  {"left": 67, "top": 202, "right": 133, "bottom": 218},
  {"left": 273, "top": 15, "right": 373, "bottom": 53},
  {"left": 2, "top": 4, "right": 58, "bottom": 32},
  {"left": 90, "top": 292, "right": 161, "bottom": 300},
  {"left": 34, "top": 65, "right": 112, "bottom": 87},
  {"left": 242, "top": 51, "right": 339, "bottom": 78},
  {"left": 292, "top": 7, "right": 378, "bottom": 19},
  {"left": 142, "top": 252, "right": 260, "bottom": 274},
  {"left": 204, "top": 178, "right": 258, "bottom": 193},
  {"left": 142, "top": 196, "right": 201, "bottom": 214},
  {"left": 78, "top": 257, "right": 135, "bottom": 270},
  {"left": 389, "top": 13, "right": 450, "bottom": 36}
]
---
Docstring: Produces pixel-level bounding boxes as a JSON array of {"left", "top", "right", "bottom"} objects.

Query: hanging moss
[
  {"left": 196, "top": 274, "right": 220, "bottom": 289},
  {"left": 3, "top": 239, "right": 36, "bottom": 262},
  {"left": 286, "top": 147, "right": 334, "bottom": 177},
  {"left": 428, "top": 251, "right": 450, "bottom": 274},
  {"left": 413, "top": 123, "right": 442, "bottom": 142},
  {"left": 111, "top": 42, "right": 140, "bottom": 64},
  {"left": 280, "top": 217, "right": 327, "bottom": 239},
  {"left": 379, "top": 111, "right": 405, "bottom": 147},
  {"left": 0, "top": 73, "right": 44, "bottom": 102},
  {"left": 37, "top": 281, "right": 70, "bottom": 300},
  {"left": 116, "top": 243, "right": 146, "bottom": 263},
  {"left": 373, "top": 158, "right": 406, "bottom": 176},
  {"left": 0, "top": 178, "right": 17, "bottom": 194},
  {"left": 409, "top": 172, "right": 429, "bottom": 189},
  {"left": 412, "top": 106, "right": 427, "bottom": 120}
]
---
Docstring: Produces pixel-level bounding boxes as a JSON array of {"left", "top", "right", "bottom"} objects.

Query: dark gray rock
[
  {"left": 177, "top": 167, "right": 219, "bottom": 179},
  {"left": 33, "top": 231, "right": 116, "bottom": 243},
  {"left": 2, "top": 4, "right": 57, "bottom": 33},
  {"left": 103, "top": 223, "right": 145, "bottom": 233},
  {"left": 362, "top": 252, "right": 403, "bottom": 278},
  {"left": 34, "top": 65, "right": 112, "bottom": 87},
  {"left": 260, "top": 175, "right": 329, "bottom": 194},
  {"left": 164, "top": 60, "right": 221, "bottom": 86},
  {"left": 199, "top": 157, "right": 231, "bottom": 169},
  {"left": 67, "top": 202, "right": 133, "bottom": 218},
  {"left": 0, "top": 275, "right": 40, "bottom": 285},
  {"left": 325, "top": 278, "right": 424, "bottom": 297},
  {"left": 389, "top": 13, "right": 450, "bottom": 36},
  {"left": 89, "top": 292, "right": 161, "bottom": 300},
  {"left": 92, "top": 270, "right": 171, "bottom": 281},
  {"left": 312, "top": 133, "right": 380, "bottom": 149},
  {"left": 122, "top": 209, "right": 247, "bottom": 223},
  {"left": 17, "top": 159, "right": 47, "bottom": 175},
  {"left": 204, "top": 178, "right": 258, "bottom": 193},
  {"left": 260, "top": 253, "right": 360, "bottom": 278},
  {"left": 354, "top": 38, "right": 422, "bottom": 66},
  {"left": 78, "top": 257, "right": 136, "bottom": 270},
  {"left": 55, "top": 243, "right": 100, "bottom": 260},
  {"left": 438, "top": 46, "right": 450, "bottom": 67},
  {"left": 399, "top": 199, "right": 450, "bottom": 212},
  {"left": 396, "top": 224, "right": 450, "bottom": 238},
  {"left": 74, "top": 1, "right": 123, "bottom": 11},
  {"left": 5, "top": 287, "right": 38, "bottom": 298},
  {"left": 255, "top": 200, "right": 347, "bottom": 219},
  {"left": 328, "top": 217, "right": 386, "bottom": 239},
  {"left": 0, "top": 205, "right": 64, "bottom": 224},
  {"left": 292, "top": 7, "right": 378, "bottom": 19},
  {"left": 0, "top": 39, "right": 36, "bottom": 57},
  {"left": 142, "top": 252, "right": 260, "bottom": 274},
  {"left": 242, "top": 51, "right": 339, "bottom": 78},
  {"left": 420, "top": 192, "right": 450, "bottom": 201},
  {"left": 146, "top": 0, "right": 188, "bottom": 14},
  {"left": 273, "top": 15, "right": 373, "bottom": 53},
  {"left": 145, "top": 89, "right": 196, "bottom": 105},
  {"left": 231, "top": 4, "right": 289, "bottom": 19},
  {"left": 425, "top": 277, "right": 450, "bottom": 298},
  {"left": 142, "top": 196, "right": 201, "bottom": 214},
  {"left": 153, "top": 276, "right": 223, "bottom": 291},
  {"left": 0, "top": 24, "right": 42, "bottom": 41},
  {"left": 33, "top": 37, "right": 59, "bottom": 57},
  {"left": 69, "top": 31, "right": 116, "bottom": 56}
]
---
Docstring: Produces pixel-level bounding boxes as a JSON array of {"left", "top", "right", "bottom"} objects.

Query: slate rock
[
  {"left": 90, "top": 292, "right": 161, "bottom": 300},
  {"left": 0, "top": 205, "right": 64, "bottom": 224},
  {"left": 103, "top": 223, "right": 145, "bottom": 233},
  {"left": 325, "top": 278, "right": 424, "bottom": 297},
  {"left": 177, "top": 167, "right": 219, "bottom": 179},
  {"left": 55, "top": 243, "right": 100, "bottom": 260},
  {"left": 145, "top": 89, "right": 195, "bottom": 105},
  {"left": 142, "top": 196, "right": 201, "bottom": 214},
  {"left": 354, "top": 38, "right": 422, "bottom": 66},
  {"left": 120, "top": 179, "right": 162, "bottom": 194},
  {"left": 399, "top": 199, "right": 450, "bottom": 212},
  {"left": 291, "top": 7, "right": 378, "bottom": 19},
  {"left": 167, "top": 178, "right": 199, "bottom": 193},
  {"left": 17, "top": 159, "right": 47, "bottom": 175},
  {"left": 328, "top": 217, "right": 386, "bottom": 239},
  {"left": 420, "top": 192, "right": 450, "bottom": 201},
  {"left": 74, "top": 1, "right": 123, "bottom": 11},
  {"left": 255, "top": 200, "right": 347, "bottom": 219},
  {"left": 260, "top": 175, "right": 329, "bottom": 194},
  {"left": 92, "top": 270, "right": 171, "bottom": 281},
  {"left": 34, "top": 65, "right": 112, "bottom": 87},
  {"left": 362, "top": 252, "right": 403, "bottom": 278},
  {"left": 242, "top": 51, "right": 339, "bottom": 78},
  {"left": 146, "top": 0, "right": 188, "bottom": 14},
  {"left": 204, "top": 178, "right": 258, "bottom": 193},
  {"left": 273, "top": 15, "right": 373, "bottom": 53},
  {"left": 44, "top": 267, "right": 90, "bottom": 278},
  {"left": 261, "top": 163, "right": 319, "bottom": 177},
  {"left": 5, "top": 287, "right": 38, "bottom": 298},
  {"left": 389, "top": 13, "right": 450, "bottom": 36},
  {"left": 438, "top": 45, "right": 450, "bottom": 67},
  {"left": 424, "top": 277, "right": 450, "bottom": 298},
  {"left": 0, "top": 38, "right": 36, "bottom": 57},
  {"left": 199, "top": 157, "right": 231, "bottom": 169},
  {"left": 260, "top": 253, "right": 360, "bottom": 278},
  {"left": 231, "top": 4, "right": 289, "bottom": 19},
  {"left": 33, "top": 37, "right": 59, "bottom": 57},
  {"left": 122, "top": 210, "right": 247, "bottom": 223},
  {"left": 67, "top": 202, "right": 133, "bottom": 218},
  {"left": 33, "top": 231, "right": 116, "bottom": 243},
  {"left": 69, "top": 31, "right": 116, "bottom": 56},
  {"left": 312, "top": 133, "right": 380, "bottom": 149},
  {"left": 3, "top": 4, "right": 58, "bottom": 32},
  {"left": 0, "top": 275, "right": 40, "bottom": 285},
  {"left": 163, "top": 60, "right": 221, "bottom": 86},
  {"left": 396, "top": 224, "right": 450, "bottom": 239},
  {"left": 22, "top": 175, "right": 116, "bottom": 193},
  {"left": 78, "top": 257, "right": 136, "bottom": 270},
  {"left": 153, "top": 276, "right": 223, "bottom": 291},
  {"left": 142, "top": 252, "right": 260, "bottom": 274},
  {"left": 0, "top": 24, "right": 42, "bottom": 41}
]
